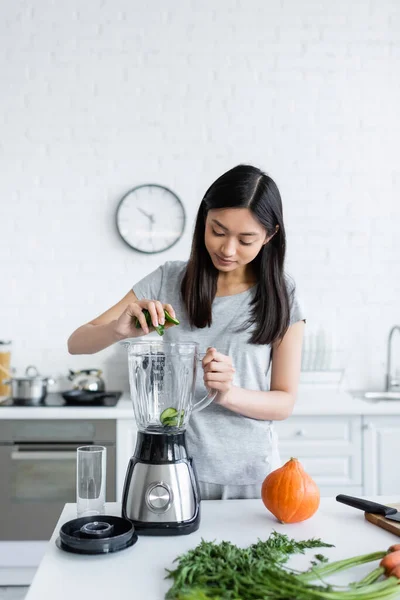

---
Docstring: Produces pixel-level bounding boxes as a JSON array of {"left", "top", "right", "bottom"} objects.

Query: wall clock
[{"left": 115, "top": 184, "right": 186, "bottom": 254}]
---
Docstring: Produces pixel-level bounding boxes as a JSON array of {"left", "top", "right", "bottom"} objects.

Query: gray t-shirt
[{"left": 132, "top": 260, "right": 304, "bottom": 485}]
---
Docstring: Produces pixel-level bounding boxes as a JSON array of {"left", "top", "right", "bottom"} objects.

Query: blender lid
[{"left": 56, "top": 515, "right": 138, "bottom": 554}]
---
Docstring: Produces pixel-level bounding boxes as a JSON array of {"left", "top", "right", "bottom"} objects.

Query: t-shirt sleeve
[
  {"left": 132, "top": 264, "right": 165, "bottom": 301},
  {"left": 286, "top": 275, "right": 306, "bottom": 326}
]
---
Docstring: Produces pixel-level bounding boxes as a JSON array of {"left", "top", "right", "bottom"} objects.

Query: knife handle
[{"left": 336, "top": 494, "right": 396, "bottom": 515}]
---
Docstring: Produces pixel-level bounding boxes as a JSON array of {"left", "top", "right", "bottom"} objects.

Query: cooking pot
[
  {"left": 4, "top": 365, "right": 55, "bottom": 404},
  {"left": 68, "top": 369, "right": 106, "bottom": 392}
]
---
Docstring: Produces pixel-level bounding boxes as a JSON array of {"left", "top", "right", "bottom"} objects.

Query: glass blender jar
[{"left": 121, "top": 341, "right": 216, "bottom": 535}]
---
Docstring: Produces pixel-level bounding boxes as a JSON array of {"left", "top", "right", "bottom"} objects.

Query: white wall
[{"left": 1, "top": 0, "right": 399, "bottom": 393}]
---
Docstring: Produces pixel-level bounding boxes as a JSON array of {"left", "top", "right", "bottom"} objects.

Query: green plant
[{"left": 165, "top": 532, "right": 400, "bottom": 599}]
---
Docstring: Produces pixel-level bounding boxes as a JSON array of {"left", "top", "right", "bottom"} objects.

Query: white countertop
[
  {"left": 25, "top": 496, "right": 400, "bottom": 600},
  {"left": 1, "top": 388, "right": 400, "bottom": 419},
  {"left": 0, "top": 394, "right": 134, "bottom": 420}
]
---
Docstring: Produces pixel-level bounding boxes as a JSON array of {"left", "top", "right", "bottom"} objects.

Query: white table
[{"left": 25, "top": 496, "right": 400, "bottom": 600}]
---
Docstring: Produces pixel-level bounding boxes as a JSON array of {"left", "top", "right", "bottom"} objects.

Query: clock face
[{"left": 115, "top": 185, "right": 186, "bottom": 254}]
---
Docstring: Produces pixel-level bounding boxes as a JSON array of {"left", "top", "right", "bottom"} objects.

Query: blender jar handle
[
  {"left": 192, "top": 353, "right": 218, "bottom": 413},
  {"left": 192, "top": 388, "right": 217, "bottom": 413}
]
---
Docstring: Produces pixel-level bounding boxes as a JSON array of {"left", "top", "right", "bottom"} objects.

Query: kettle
[{"left": 68, "top": 369, "right": 106, "bottom": 392}]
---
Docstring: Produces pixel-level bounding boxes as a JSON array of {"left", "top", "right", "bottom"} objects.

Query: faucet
[{"left": 386, "top": 325, "right": 400, "bottom": 391}]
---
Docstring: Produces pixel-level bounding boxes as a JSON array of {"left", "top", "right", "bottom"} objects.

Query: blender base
[
  {"left": 131, "top": 509, "right": 200, "bottom": 536},
  {"left": 121, "top": 431, "right": 201, "bottom": 536}
]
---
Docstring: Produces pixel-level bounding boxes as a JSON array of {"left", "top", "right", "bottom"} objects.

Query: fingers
[
  {"left": 124, "top": 300, "right": 178, "bottom": 337},
  {"left": 139, "top": 300, "right": 165, "bottom": 328},
  {"left": 164, "top": 303, "right": 176, "bottom": 319},
  {"left": 203, "top": 380, "right": 233, "bottom": 392},
  {"left": 129, "top": 304, "right": 149, "bottom": 334},
  {"left": 203, "top": 366, "right": 235, "bottom": 394},
  {"left": 202, "top": 347, "right": 234, "bottom": 392},
  {"left": 202, "top": 348, "right": 233, "bottom": 368},
  {"left": 148, "top": 300, "right": 165, "bottom": 327},
  {"left": 203, "top": 360, "right": 234, "bottom": 374}
]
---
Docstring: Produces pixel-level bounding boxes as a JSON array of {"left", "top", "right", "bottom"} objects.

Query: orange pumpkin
[{"left": 261, "top": 457, "right": 320, "bottom": 523}]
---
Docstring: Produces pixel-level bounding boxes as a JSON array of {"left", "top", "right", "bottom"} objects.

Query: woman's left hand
[{"left": 202, "top": 347, "right": 235, "bottom": 401}]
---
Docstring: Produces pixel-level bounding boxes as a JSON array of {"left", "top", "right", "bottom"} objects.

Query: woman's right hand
[{"left": 114, "top": 299, "right": 177, "bottom": 339}]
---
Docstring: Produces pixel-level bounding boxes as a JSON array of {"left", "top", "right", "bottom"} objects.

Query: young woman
[{"left": 68, "top": 164, "right": 305, "bottom": 500}]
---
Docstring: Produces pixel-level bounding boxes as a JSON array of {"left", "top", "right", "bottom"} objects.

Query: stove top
[{"left": 0, "top": 392, "right": 123, "bottom": 408}]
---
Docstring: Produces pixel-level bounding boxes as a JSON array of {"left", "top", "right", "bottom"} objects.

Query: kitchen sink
[
  {"left": 354, "top": 325, "right": 400, "bottom": 403},
  {"left": 363, "top": 391, "right": 400, "bottom": 402}
]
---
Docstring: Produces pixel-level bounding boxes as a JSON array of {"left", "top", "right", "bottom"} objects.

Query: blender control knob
[{"left": 145, "top": 483, "right": 172, "bottom": 513}]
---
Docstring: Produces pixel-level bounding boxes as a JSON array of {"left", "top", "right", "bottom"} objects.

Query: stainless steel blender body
[
  {"left": 122, "top": 431, "right": 200, "bottom": 535},
  {"left": 121, "top": 341, "right": 216, "bottom": 535}
]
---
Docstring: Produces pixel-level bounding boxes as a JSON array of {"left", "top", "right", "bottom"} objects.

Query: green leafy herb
[
  {"left": 314, "top": 554, "right": 329, "bottom": 563},
  {"left": 310, "top": 554, "right": 330, "bottom": 567},
  {"left": 165, "top": 532, "right": 400, "bottom": 599}
]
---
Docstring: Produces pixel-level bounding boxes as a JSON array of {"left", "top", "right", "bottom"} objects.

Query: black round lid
[{"left": 57, "top": 515, "right": 138, "bottom": 554}]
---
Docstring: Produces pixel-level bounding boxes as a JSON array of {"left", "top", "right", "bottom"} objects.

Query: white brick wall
[{"left": 0, "top": 0, "right": 399, "bottom": 393}]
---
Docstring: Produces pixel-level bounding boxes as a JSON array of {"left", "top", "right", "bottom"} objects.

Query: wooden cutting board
[{"left": 365, "top": 503, "right": 400, "bottom": 536}]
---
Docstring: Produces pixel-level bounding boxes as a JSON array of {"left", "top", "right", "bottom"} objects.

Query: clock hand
[{"left": 137, "top": 207, "right": 152, "bottom": 219}]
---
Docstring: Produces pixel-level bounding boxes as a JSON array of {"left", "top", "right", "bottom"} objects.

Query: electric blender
[{"left": 121, "top": 341, "right": 216, "bottom": 535}]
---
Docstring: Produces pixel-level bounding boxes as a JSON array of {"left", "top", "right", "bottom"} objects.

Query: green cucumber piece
[
  {"left": 162, "top": 409, "right": 185, "bottom": 428},
  {"left": 135, "top": 309, "right": 151, "bottom": 329},
  {"left": 162, "top": 418, "right": 178, "bottom": 427},
  {"left": 154, "top": 323, "right": 165, "bottom": 336},
  {"left": 164, "top": 310, "right": 180, "bottom": 325},
  {"left": 135, "top": 309, "right": 165, "bottom": 336},
  {"left": 160, "top": 407, "right": 178, "bottom": 423}
]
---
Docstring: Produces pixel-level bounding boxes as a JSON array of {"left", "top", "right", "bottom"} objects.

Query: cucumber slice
[
  {"left": 164, "top": 310, "right": 180, "bottom": 325},
  {"left": 162, "top": 418, "right": 178, "bottom": 427},
  {"left": 162, "top": 410, "right": 185, "bottom": 428},
  {"left": 160, "top": 407, "right": 178, "bottom": 423},
  {"left": 135, "top": 309, "right": 151, "bottom": 329},
  {"left": 135, "top": 310, "right": 165, "bottom": 336},
  {"left": 154, "top": 323, "right": 165, "bottom": 336}
]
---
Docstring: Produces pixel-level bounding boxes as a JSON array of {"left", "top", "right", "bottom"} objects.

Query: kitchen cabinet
[
  {"left": 274, "top": 416, "right": 363, "bottom": 497},
  {"left": 361, "top": 415, "right": 400, "bottom": 496}
]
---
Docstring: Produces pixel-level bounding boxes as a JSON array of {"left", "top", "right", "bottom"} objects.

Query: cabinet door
[
  {"left": 274, "top": 416, "right": 362, "bottom": 495},
  {"left": 362, "top": 416, "right": 400, "bottom": 496},
  {"left": 116, "top": 420, "right": 138, "bottom": 502}
]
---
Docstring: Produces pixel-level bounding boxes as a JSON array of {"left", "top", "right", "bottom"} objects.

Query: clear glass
[
  {"left": 122, "top": 341, "right": 217, "bottom": 434},
  {"left": 76, "top": 445, "right": 106, "bottom": 517}
]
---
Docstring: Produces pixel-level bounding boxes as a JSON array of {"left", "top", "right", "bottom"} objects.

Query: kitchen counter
[
  {"left": 1, "top": 388, "right": 400, "bottom": 419},
  {"left": 0, "top": 394, "right": 134, "bottom": 420},
  {"left": 25, "top": 496, "right": 400, "bottom": 600}
]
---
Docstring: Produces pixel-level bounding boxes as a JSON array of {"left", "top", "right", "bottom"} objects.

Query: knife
[{"left": 336, "top": 494, "right": 400, "bottom": 522}]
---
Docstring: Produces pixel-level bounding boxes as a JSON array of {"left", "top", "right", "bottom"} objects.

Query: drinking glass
[{"left": 76, "top": 445, "right": 106, "bottom": 517}]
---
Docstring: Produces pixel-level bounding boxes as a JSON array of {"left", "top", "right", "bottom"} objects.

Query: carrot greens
[{"left": 165, "top": 532, "right": 400, "bottom": 600}]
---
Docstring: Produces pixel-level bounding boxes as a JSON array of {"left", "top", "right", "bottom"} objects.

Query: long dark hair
[{"left": 181, "top": 164, "right": 292, "bottom": 345}]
